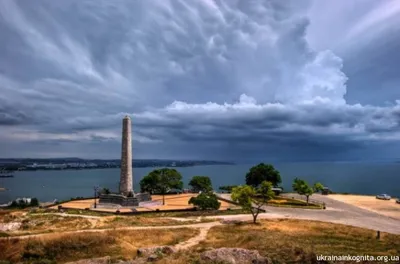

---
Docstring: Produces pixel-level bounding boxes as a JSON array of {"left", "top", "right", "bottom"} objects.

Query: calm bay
[{"left": 1, "top": 162, "right": 399, "bottom": 203}]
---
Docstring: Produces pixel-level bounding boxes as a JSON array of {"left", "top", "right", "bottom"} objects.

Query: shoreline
[{"left": 5, "top": 163, "right": 235, "bottom": 173}]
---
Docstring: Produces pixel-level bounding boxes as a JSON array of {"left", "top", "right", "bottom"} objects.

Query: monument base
[{"left": 98, "top": 193, "right": 151, "bottom": 207}]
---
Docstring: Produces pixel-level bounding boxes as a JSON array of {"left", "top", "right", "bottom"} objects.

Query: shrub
[
  {"left": 30, "top": 198, "right": 39, "bottom": 207},
  {"left": 189, "top": 193, "right": 221, "bottom": 210},
  {"left": 0, "top": 232, "right": 10, "bottom": 237}
]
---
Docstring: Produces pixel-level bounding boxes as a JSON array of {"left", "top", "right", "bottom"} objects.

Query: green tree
[
  {"left": 18, "top": 199, "right": 27, "bottom": 208},
  {"left": 245, "top": 163, "right": 281, "bottom": 187},
  {"left": 140, "top": 168, "right": 183, "bottom": 205},
  {"left": 189, "top": 176, "right": 213, "bottom": 193},
  {"left": 292, "top": 178, "right": 315, "bottom": 205},
  {"left": 313, "top": 182, "right": 324, "bottom": 193},
  {"left": 231, "top": 181, "right": 275, "bottom": 223},
  {"left": 189, "top": 192, "right": 221, "bottom": 210},
  {"left": 140, "top": 172, "right": 159, "bottom": 194},
  {"left": 101, "top": 188, "right": 111, "bottom": 195},
  {"left": 30, "top": 198, "right": 39, "bottom": 207}
]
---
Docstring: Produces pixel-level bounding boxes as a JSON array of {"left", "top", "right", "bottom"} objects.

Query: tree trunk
[
  {"left": 306, "top": 195, "right": 309, "bottom": 205},
  {"left": 163, "top": 193, "right": 165, "bottom": 205},
  {"left": 252, "top": 208, "right": 260, "bottom": 224}
]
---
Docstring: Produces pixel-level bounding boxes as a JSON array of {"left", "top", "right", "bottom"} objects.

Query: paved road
[{"left": 217, "top": 193, "right": 400, "bottom": 234}]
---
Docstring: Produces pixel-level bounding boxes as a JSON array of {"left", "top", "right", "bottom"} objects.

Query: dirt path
[
  {"left": 173, "top": 223, "right": 217, "bottom": 250},
  {"left": 0, "top": 221, "right": 222, "bottom": 241}
]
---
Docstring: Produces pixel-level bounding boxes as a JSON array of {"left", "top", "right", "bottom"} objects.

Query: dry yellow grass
[
  {"left": 19, "top": 214, "right": 93, "bottom": 233},
  {"left": 0, "top": 210, "right": 26, "bottom": 222},
  {"left": 100, "top": 215, "right": 202, "bottom": 228},
  {"left": 1, "top": 213, "right": 97, "bottom": 236},
  {"left": 0, "top": 228, "right": 199, "bottom": 263},
  {"left": 49, "top": 199, "right": 97, "bottom": 210},
  {"left": 329, "top": 194, "right": 400, "bottom": 219},
  {"left": 159, "top": 219, "right": 400, "bottom": 264},
  {"left": 1, "top": 213, "right": 210, "bottom": 237}
]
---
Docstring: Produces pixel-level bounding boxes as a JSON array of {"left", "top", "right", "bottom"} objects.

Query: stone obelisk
[{"left": 119, "top": 116, "right": 133, "bottom": 196}]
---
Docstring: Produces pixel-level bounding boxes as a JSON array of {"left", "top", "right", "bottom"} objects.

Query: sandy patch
[
  {"left": 328, "top": 194, "right": 400, "bottom": 219},
  {"left": 0, "top": 222, "right": 21, "bottom": 231},
  {"left": 53, "top": 194, "right": 239, "bottom": 212}
]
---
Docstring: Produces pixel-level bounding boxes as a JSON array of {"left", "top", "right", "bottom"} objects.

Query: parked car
[
  {"left": 396, "top": 198, "right": 400, "bottom": 204},
  {"left": 376, "top": 194, "right": 391, "bottom": 200}
]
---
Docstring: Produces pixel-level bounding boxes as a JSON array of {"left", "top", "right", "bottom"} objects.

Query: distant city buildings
[
  {"left": 0, "top": 159, "right": 234, "bottom": 171},
  {"left": 24, "top": 162, "right": 114, "bottom": 170}
]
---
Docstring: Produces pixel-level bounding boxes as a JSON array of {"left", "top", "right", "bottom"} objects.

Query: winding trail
[
  {"left": 174, "top": 224, "right": 215, "bottom": 250},
  {"left": 0, "top": 221, "right": 222, "bottom": 241}
]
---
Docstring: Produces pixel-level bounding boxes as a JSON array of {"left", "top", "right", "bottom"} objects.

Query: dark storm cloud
[
  {"left": 1, "top": 0, "right": 400, "bottom": 160},
  {"left": 0, "top": 109, "right": 27, "bottom": 125},
  {"left": 0, "top": 98, "right": 35, "bottom": 126}
]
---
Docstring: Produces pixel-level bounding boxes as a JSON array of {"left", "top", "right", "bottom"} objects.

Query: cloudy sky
[{"left": 1, "top": 0, "right": 400, "bottom": 162}]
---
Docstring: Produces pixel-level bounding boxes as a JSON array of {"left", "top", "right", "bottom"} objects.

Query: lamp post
[{"left": 94, "top": 186, "right": 99, "bottom": 208}]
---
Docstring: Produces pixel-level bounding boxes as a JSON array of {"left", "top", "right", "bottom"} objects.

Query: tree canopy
[
  {"left": 189, "top": 192, "right": 221, "bottom": 210},
  {"left": 101, "top": 188, "right": 111, "bottom": 195},
  {"left": 313, "top": 182, "right": 324, "bottom": 193},
  {"left": 189, "top": 176, "right": 213, "bottom": 193},
  {"left": 140, "top": 168, "right": 183, "bottom": 205},
  {"left": 30, "top": 198, "right": 39, "bottom": 207},
  {"left": 140, "top": 173, "right": 159, "bottom": 194},
  {"left": 231, "top": 181, "right": 275, "bottom": 223},
  {"left": 292, "top": 178, "right": 323, "bottom": 205},
  {"left": 245, "top": 163, "right": 281, "bottom": 187}
]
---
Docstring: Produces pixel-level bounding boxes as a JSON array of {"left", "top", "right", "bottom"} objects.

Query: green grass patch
[
  {"left": 166, "top": 209, "right": 248, "bottom": 217},
  {"left": 0, "top": 232, "right": 10, "bottom": 237},
  {"left": 265, "top": 197, "right": 323, "bottom": 209}
]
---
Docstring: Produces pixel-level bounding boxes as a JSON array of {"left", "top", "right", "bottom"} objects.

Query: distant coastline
[{"left": 0, "top": 158, "right": 235, "bottom": 171}]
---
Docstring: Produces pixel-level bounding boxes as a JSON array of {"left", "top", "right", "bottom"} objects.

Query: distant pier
[{"left": 0, "top": 175, "right": 13, "bottom": 178}]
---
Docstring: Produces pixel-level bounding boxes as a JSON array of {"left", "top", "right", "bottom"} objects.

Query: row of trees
[
  {"left": 229, "top": 163, "right": 325, "bottom": 223},
  {"left": 9, "top": 198, "right": 39, "bottom": 208},
  {"left": 137, "top": 163, "right": 324, "bottom": 223},
  {"left": 139, "top": 168, "right": 219, "bottom": 208},
  {"left": 292, "top": 178, "right": 324, "bottom": 204}
]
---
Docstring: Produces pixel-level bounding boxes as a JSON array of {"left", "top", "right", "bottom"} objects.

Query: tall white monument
[
  {"left": 119, "top": 115, "right": 133, "bottom": 195},
  {"left": 98, "top": 115, "right": 151, "bottom": 207}
]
